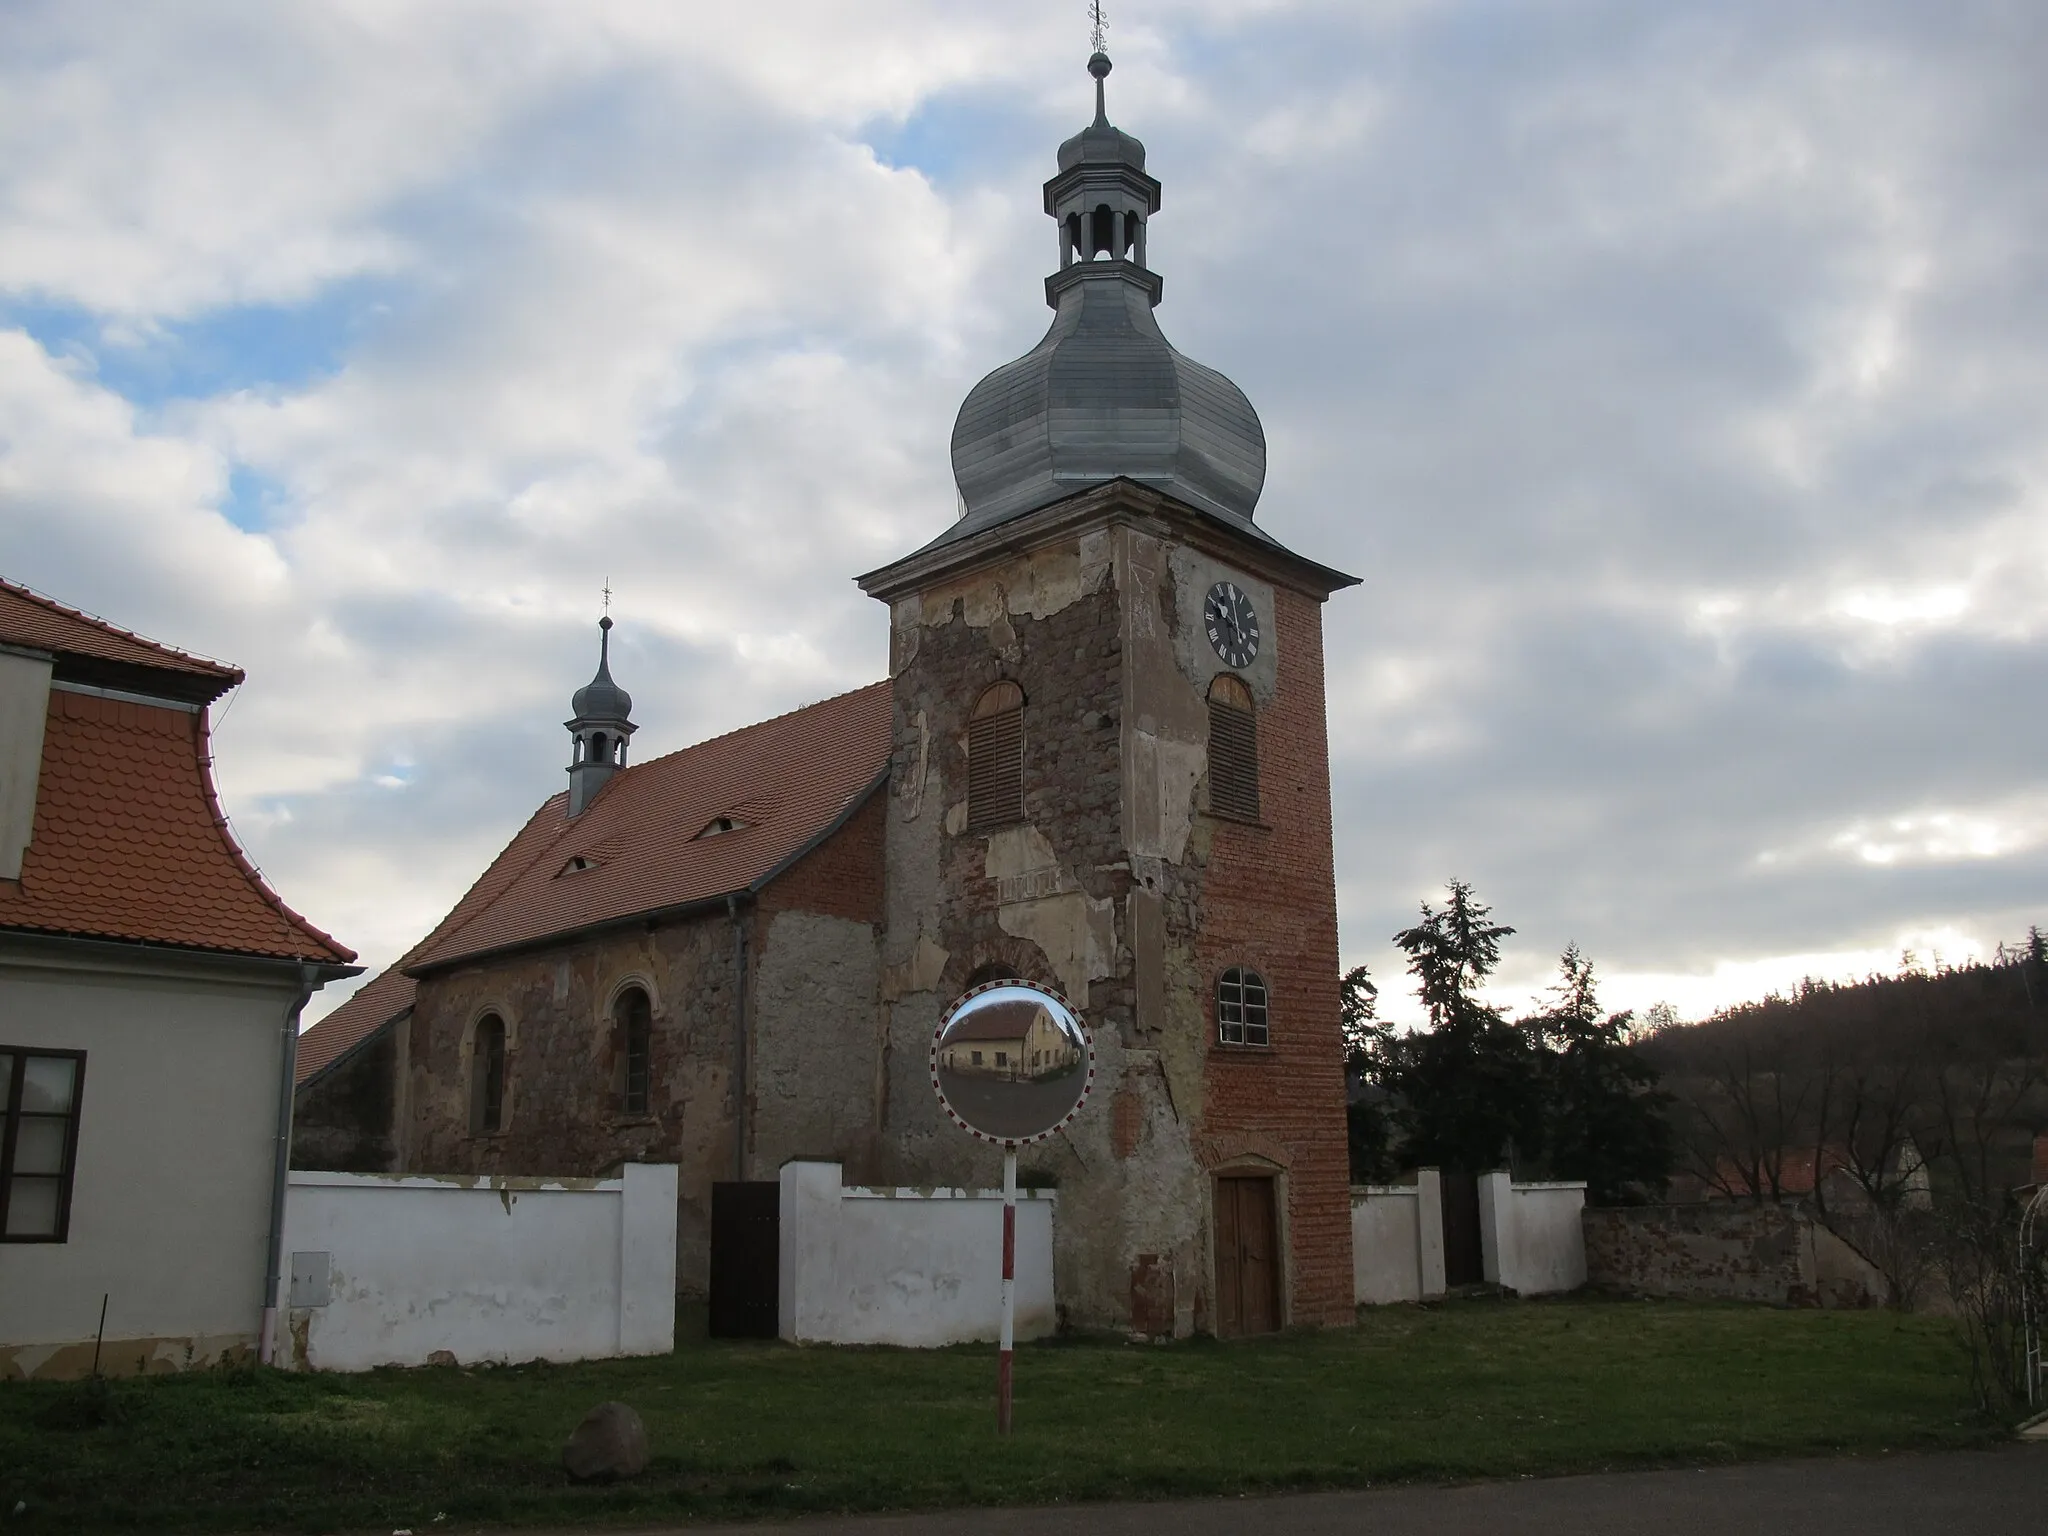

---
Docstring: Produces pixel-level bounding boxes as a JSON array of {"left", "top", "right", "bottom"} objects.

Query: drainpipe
[
  {"left": 259, "top": 962, "right": 319, "bottom": 1367},
  {"left": 727, "top": 894, "right": 750, "bottom": 1182}
]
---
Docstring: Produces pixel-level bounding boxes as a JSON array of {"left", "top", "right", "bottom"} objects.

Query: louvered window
[
  {"left": 1217, "top": 967, "right": 1270, "bottom": 1047},
  {"left": 968, "top": 681, "right": 1025, "bottom": 830},
  {"left": 1207, "top": 674, "right": 1260, "bottom": 821}
]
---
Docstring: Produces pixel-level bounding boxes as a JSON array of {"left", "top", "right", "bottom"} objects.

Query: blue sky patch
[
  {"left": 2, "top": 278, "right": 398, "bottom": 409},
  {"left": 222, "top": 464, "right": 290, "bottom": 533}
]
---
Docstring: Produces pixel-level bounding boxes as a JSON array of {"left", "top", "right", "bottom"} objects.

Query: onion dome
[
  {"left": 571, "top": 616, "right": 632, "bottom": 722},
  {"left": 947, "top": 51, "right": 1267, "bottom": 540}
]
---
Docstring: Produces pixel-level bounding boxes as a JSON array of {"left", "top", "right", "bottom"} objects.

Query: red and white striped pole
[{"left": 998, "top": 1146, "right": 1017, "bottom": 1436}]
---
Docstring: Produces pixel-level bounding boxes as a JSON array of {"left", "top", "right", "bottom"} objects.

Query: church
[{"left": 295, "top": 50, "right": 1359, "bottom": 1338}]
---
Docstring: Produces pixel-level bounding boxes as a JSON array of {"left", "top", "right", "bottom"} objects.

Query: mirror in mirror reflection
[{"left": 933, "top": 984, "right": 1092, "bottom": 1143}]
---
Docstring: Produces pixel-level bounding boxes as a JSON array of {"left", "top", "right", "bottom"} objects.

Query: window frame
[
  {"left": 0, "top": 1047, "right": 88, "bottom": 1244},
  {"left": 1215, "top": 968, "right": 1272, "bottom": 1049},
  {"left": 470, "top": 1014, "right": 508, "bottom": 1136},
  {"left": 616, "top": 986, "right": 653, "bottom": 1117}
]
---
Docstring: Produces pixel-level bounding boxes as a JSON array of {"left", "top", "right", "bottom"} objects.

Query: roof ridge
[
  {"left": 623, "top": 678, "right": 889, "bottom": 775},
  {"left": 0, "top": 575, "right": 243, "bottom": 680},
  {"left": 194, "top": 709, "right": 356, "bottom": 964}
]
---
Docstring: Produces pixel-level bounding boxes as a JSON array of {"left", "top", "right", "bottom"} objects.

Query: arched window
[
  {"left": 616, "top": 987, "right": 652, "bottom": 1115},
  {"left": 1207, "top": 674, "right": 1260, "bottom": 821},
  {"left": 470, "top": 1014, "right": 507, "bottom": 1133},
  {"left": 1217, "top": 968, "right": 1270, "bottom": 1048},
  {"left": 968, "top": 681, "right": 1025, "bottom": 831}
]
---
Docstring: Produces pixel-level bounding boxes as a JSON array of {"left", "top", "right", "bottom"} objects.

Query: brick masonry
[{"left": 1583, "top": 1202, "right": 1887, "bottom": 1308}]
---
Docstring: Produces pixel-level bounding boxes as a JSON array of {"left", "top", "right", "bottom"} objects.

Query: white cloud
[{"left": 0, "top": 1, "right": 2041, "bottom": 1028}]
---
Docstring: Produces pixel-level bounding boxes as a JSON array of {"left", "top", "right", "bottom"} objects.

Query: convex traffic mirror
[{"left": 931, "top": 982, "right": 1094, "bottom": 1145}]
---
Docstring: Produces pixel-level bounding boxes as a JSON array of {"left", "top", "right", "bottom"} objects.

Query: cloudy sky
[{"left": 3, "top": 1, "right": 2042, "bottom": 1029}]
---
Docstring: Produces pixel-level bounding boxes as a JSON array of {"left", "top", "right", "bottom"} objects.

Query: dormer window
[
  {"left": 560, "top": 855, "right": 597, "bottom": 875},
  {"left": 695, "top": 815, "right": 747, "bottom": 839}
]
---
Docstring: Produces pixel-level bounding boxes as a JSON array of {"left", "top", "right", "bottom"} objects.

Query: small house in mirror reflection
[{"left": 939, "top": 999, "right": 1083, "bottom": 1083}]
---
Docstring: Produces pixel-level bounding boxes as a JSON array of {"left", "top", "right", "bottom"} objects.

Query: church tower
[{"left": 859, "top": 52, "right": 1359, "bottom": 1336}]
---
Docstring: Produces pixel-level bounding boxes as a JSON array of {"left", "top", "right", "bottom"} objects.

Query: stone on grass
[{"left": 563, "top": 1401, "right": 649, "bottom": 1482}]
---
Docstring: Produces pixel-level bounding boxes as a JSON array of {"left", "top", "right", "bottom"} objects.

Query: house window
[
  {"left": 1207, "top": 674, "right": 1260, "bottom": 821},
  {"left": 967, "top": 680, "right": 1025, "bottom": 830},
  {"left": 0, "top": 1048, "right": 86, "bottom": 1242},
  {"left": 471, "top": 1014, "right": 507, "bottom": 1134},
  {"left": 1217, "top": 968, "right": 1270, "bottom": 1048},
  {"left": 616, "top": 987, "right": 652, "bottom": 1116}
]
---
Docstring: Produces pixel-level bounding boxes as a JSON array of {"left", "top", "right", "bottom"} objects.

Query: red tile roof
[
  {"left": 294, "top": 681, "right": 892, "bottom": 1083},
  {"left": 0, "top": 688, "right": 354, "bottom": 964},
  {"left": 0, "top": 577, "right": 242, "bottom": 697}
]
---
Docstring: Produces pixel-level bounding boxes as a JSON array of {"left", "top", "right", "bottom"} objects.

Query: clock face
[{"left": 1203, "top": 581, "right": 1260, "bottom": 670}]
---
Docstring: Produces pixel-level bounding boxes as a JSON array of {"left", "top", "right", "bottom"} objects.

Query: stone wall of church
[
  {"left": 875, "top": 504, "right": 1353, "bottom": 1335},
  {"left": 400, "top": 803, "right": 886, "bottom": 1296}
]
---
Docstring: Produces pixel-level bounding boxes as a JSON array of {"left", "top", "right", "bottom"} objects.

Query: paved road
[{"left": 554, "top": 1446, "right": 2044, "bottom": 1535}]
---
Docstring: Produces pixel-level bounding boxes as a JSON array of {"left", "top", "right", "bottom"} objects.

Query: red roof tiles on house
[
  {"left": 294, "top": 680, "right": 893, "bottom": 1083},
  {"left": 0, "top": 578, "right": 242, "bottom": 697},
  {"left": 0, "top": 688, "right": 354, "bottom": 964}
]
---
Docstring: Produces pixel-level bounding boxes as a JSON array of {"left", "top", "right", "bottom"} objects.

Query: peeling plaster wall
[{"left": 876, "top": 503, "right": 1353, "bottom": 1335}]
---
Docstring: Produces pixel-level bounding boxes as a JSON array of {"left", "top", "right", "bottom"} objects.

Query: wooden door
[
  {"left": 1215, "top": 1175, "right": 1281, "bottom": 1337},
  {"left": 709, "top": 1181, "right": 779, "bottom": 1338},
  {"left": 1440, "top": 1171, "right": 1483, "bottom": 1287}
]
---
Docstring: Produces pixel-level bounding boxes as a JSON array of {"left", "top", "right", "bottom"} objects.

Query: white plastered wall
[
  {"left": 1479, "top": 1172, "right": 1588, "bottom": 1296},
  {"left": 280, "top": 1164, "right": 678, "bottom": 1371},
  {"left": 0, "top": 942, "right": 299, "bottom": 1378},
  {"left": 778, "top": 1159, "right": 1056, "bottom": 1346},
  {"left": 0, "top": 649, "right": 52, "bottom": 880},
  {"left": 1351, "top": 1169, "right": 1448, "bottom": 1305}
]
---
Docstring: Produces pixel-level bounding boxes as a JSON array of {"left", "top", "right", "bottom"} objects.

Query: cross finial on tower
[
  {"left": 601, "top": 578, "right": 612, "bottom": 617},
  {"left": 1089, "top": 0, "right": 1107, "bottom": 56}
]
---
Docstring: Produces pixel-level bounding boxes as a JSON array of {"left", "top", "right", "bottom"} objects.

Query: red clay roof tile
[
  {"left": 0, "top": 577, "right": 242, "bottom": 690},
  {"left": 0, "top": 688, "right": 354, "bottom": 965}
]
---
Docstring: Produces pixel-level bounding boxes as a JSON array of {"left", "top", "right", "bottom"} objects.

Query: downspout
[
  {"left": 727, "top": 894, "right": 750, "bottom": 1182},
  {"left": 259, "top": 962, "right": 319, "bottom": 1367}
]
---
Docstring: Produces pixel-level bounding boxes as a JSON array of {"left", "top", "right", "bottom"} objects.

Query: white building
[{"left": 0, "top": 578, "right": 356, "bottom": 1379}]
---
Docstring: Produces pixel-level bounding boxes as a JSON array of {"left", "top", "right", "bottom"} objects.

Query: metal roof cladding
[{"left": 944, "top": 50, "right": 1269, "bottom": 550}]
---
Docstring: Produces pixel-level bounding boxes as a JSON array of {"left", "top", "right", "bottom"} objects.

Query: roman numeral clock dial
[{"left": 1203, "top": 581, "right": 1260, "bottom": 670}]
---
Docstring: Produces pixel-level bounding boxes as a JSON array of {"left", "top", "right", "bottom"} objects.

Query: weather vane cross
[
  {"left": 601, "top": 579, "right": 611, "bottom": 617},
  {"left": 1089, "top": 0, "right": 1107, "bottom": 55}
]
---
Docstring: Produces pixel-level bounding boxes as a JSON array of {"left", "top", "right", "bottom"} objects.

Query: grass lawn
[{"left": 0, "top": 1296, "right": 2002, "bottom": 1533}]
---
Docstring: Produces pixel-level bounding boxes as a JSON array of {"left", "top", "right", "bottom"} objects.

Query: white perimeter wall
[
  {"left": 279, "top": 1164, "right": 677, "bottom": 1371},
  {"left": 1480, "top": 1173, "right": 1587, "bottom": 1296},
  {"left": 779, "top": 1160, "right": 1056, "bottom": 1347},
  {"left": 1352, "top": 1170, "right": 1446, "bottom": 1305}
]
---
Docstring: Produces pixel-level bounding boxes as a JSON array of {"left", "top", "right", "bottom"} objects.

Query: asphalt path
[{"left": 540, "top": 1446, "right": 2045, "bottom": 1536}]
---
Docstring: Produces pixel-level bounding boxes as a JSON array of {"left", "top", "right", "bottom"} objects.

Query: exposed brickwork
[
  {"left": 758, "top": 784, "right": 886, "bottom": 923},
  {"left": 1584, "top": 1203, "right": 1886, "bottom": 1308},
  {"left": 1194, "top": 586, "right": 1354, "bottom": 1326}
]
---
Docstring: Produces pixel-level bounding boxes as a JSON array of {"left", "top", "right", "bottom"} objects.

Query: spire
[
  {"left": 565, "top": 615, "right": 635, "bottom": 817},
  {"left": 941, "top": 48, "right": 1268, "bottom": 539}
]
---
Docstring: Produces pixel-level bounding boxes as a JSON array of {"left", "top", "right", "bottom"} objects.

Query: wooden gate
[
  {"left": 1215, "top": 1175, "right": 1281, "bottom": 1337},
  {"left": 709, "top": 1181, "right": 779, "bottom": 1338},
  {"left": 1440, "top": 1171, "right": 1484, "bottom": 1287}
]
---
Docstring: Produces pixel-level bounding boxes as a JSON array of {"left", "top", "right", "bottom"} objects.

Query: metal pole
[{"left": 999, "top": 1147, "right": 1017, "bottom": 1435}]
